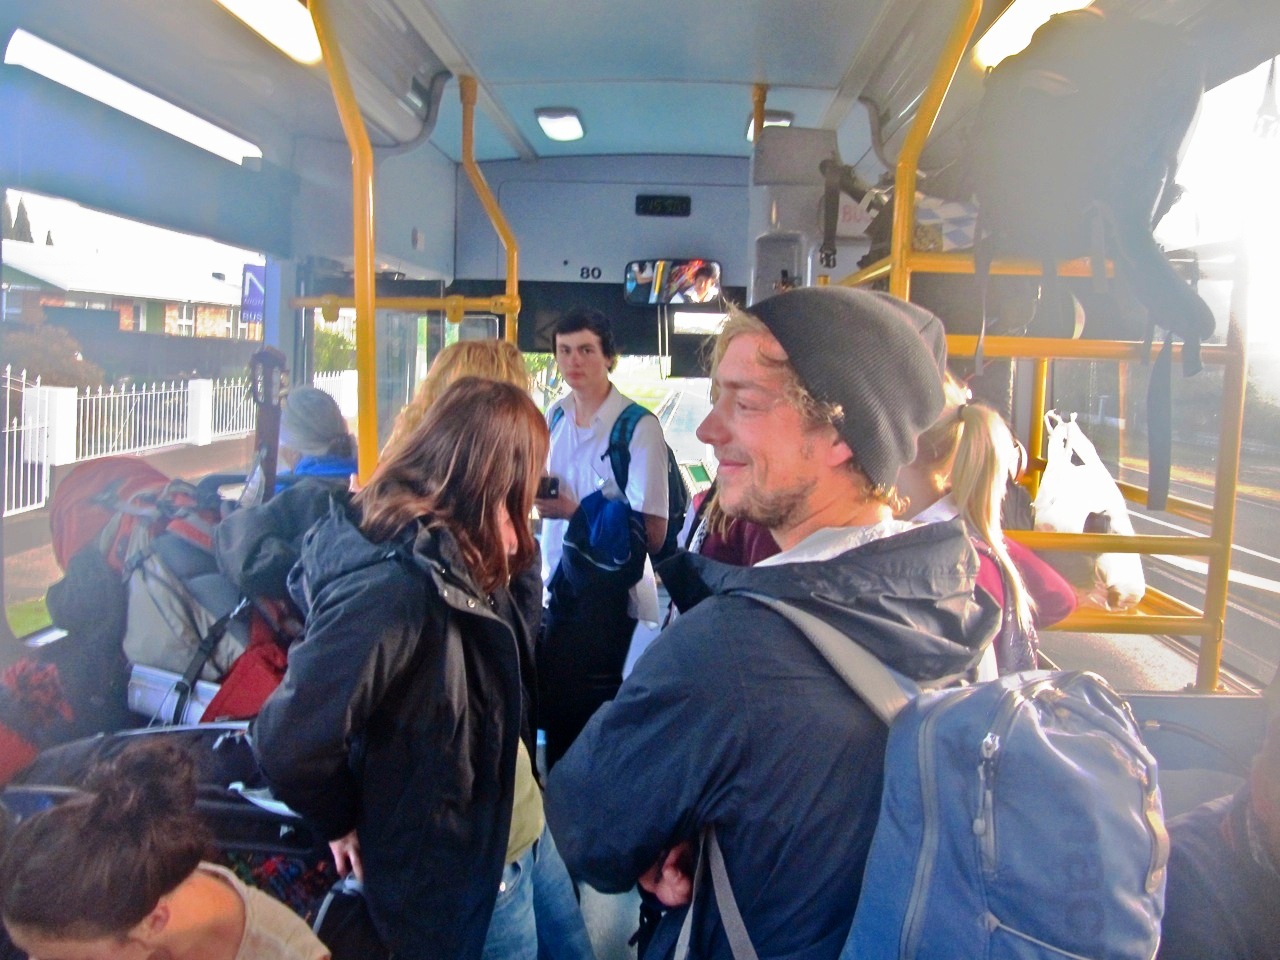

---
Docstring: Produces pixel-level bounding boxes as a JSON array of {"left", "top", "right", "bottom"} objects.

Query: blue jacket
[{"left": 546, "top": 519, "right": 997, "bottom": 960}]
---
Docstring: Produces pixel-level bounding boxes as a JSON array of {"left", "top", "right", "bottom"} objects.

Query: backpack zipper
[{"left": 900, "top": 690, "right": 970, "bottom": 959}]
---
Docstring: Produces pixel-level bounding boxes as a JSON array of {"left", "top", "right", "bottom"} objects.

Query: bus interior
[{"left": 2, "top": 0, "right": 1280, "bottom": 947}]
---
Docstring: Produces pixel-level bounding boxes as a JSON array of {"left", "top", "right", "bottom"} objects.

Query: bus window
[{"left": 1, "top": 189, "right": 266, "bottom": 652}]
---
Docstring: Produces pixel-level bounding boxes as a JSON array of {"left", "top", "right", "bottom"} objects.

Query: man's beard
[{"left": 721, "top": 475, "right": 816, "bottom": 532}]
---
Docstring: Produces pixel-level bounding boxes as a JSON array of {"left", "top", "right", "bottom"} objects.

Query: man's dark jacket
[
  {"left": 252, "top": 502, "right": 526, "bottom": 960},
  {"left": 1158, "top": 786, "right": 1280, "bottom": 960},
  {"left": 546, "top": 519, "right": 997, "bottom": 960}
]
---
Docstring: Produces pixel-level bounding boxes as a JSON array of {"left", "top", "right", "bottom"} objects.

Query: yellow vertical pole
[
  {"left": 752, "top": 84, "right": 768, "bottom": 144},
  {"left": 1026, "top": 358, "right": 1050, "bottom": 499},
  {"left": 310, "top": 0, "right": 379, "bottom": 484},
  {"left": 888, "top": 0, "right": 983, "bottom": 300},
  {"left": 1196, "top": 255, "right": 1249, "bottom": 691},
  {"left": 459, "top": 76, "right": 521, "bottom": 343}
]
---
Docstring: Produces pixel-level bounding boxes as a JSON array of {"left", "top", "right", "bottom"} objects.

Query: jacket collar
[{"left": 659, "top": 517, "right": 998, "bottom": 682}]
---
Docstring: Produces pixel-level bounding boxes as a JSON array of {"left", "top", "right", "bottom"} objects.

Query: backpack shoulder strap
[
  {"left": 740, "top": 592, "right": 918, "bottom": 725},
  {"left": 549, "top": 404, "right": 566, "bottom": 431},
  {"left": 675, "top": 825, "right": 759, "bottom": 960},
  {"left": 604, "top": 401, "right": 652, "bottom": 493}
]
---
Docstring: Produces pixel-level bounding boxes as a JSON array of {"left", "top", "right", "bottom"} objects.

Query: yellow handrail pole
[
  {"left": 886, "top": 0, "right": 983, "bottom": 300},
  {"left": 1026, "top": 358, "right": 1050, "bottom": 499},
  {"left": 310, "top": 0, "right": 379, "bottom": 484},
  {"left": 1197, "top": 258, "right": 1249, "bottom": 690},
  {"left": 752, "top": 84, "right": 768, "bottom": 144},
  {"left": 459, "top": 76, "right": 521, "bottom": 343}
]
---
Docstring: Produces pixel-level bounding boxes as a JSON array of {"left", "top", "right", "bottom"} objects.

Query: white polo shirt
[{"left": 541, "top": 384, "right": 669, "bottom": 623}]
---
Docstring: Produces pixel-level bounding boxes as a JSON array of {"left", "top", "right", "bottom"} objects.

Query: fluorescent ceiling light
[
  {"left": 745, "top": 110, "right": 795, "bottom": 142},
  {"left": 212, "top": 0, "right": 322, "bottom": 66},
  {"left": 4, "top": 30, "right": 262, "bottom": 165},
  {"left": 536, "top": 108, "right": 584, "bottom": 142},
  {"left": 972, "top": 0, "right": 1093, "bottom": 70}
]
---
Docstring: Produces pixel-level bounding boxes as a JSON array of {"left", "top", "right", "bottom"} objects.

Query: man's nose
[{"left": 696, "top": 406, "right": 724, "bottom": 445}]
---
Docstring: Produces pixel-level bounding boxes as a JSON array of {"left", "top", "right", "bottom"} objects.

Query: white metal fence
[
  {"left": 211, "top": 378, "right": 255, "bottom": 439},
  {"left": 2, "top": 371, "right": 361, "bottom": 517},
  {"left": 77, "top": 380, "right": 190, "bottom": 460},
  {"left": 2, "top": 367, "right": 52, "bottom": 517}
]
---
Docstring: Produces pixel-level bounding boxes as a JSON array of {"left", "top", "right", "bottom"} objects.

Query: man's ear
[{"left": 826, "top": 433, "right": 855, "bottom": 469}]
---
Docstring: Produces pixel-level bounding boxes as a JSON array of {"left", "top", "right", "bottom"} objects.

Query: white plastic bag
[{"left": 1032, "top": 412, "right": 1146, "bottom": 611}]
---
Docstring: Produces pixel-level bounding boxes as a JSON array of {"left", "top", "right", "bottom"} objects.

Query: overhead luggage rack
[{"left": 839, "top": 0, "right": 1248, "bottom": 692}]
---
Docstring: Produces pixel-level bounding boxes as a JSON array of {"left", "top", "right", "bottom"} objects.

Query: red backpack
[{"left": 49, "top": 457, "right": 169, "bottom": 572}]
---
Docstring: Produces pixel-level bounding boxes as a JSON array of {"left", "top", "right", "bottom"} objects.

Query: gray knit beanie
[
  {"left": 750, "top": 287, "right": 947, "bottom": 491},
  {"left": 279, "top": 386, "right": 350, "bottom": 457}
]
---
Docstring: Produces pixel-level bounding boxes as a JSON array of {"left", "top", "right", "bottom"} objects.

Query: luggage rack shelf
[{"left": 838, "top": 0, "right": 1248, "bottom": 692}]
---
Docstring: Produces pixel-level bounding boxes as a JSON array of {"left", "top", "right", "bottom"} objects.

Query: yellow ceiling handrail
[
  {"left": 309, "top": 0, "right": 379, "bottom": 484},
  {"left": 459, "top": 75, "right": 521, "bottom": 342}
]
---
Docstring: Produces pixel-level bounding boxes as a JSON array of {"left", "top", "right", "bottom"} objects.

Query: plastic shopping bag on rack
[{"left": 1032, "top": 411, "right": 1146, "bottom": 611}]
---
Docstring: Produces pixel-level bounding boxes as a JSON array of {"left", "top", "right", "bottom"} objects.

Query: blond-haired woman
[{"left": 382, "top": 339, "right": 529, "bottom": 457}]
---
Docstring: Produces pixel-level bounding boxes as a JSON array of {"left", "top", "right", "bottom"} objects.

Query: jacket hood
[
  {"left": 659, "top": 518, "right": 998, "bottom": 682},
  {"left": 288, "top": 500, "right": 408, "bottom": 614},
  {"left": 289, "top": 499, "right": 490, "bottom": 617}
]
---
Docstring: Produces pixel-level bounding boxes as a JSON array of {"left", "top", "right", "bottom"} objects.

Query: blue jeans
[
  {"left": 532, "top": 824, "right": 597, "bottom": 960},
  {"left": 483, "top": 844, "right": 538, "bottom": 960}
]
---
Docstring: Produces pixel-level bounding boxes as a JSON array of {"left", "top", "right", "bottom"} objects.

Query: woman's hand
[{"left": 329, "top": 829, "right": 364, "bottom": 883}]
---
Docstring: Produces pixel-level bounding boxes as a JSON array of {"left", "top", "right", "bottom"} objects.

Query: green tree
[
  {"left": 0, "top": 324, "right": 104, "bottom": 387},
  {"left": 11, "top": 198, "right": 33, "bottom": 243},
  {"left": 45, "top": 230, "right": 54, "bottom": 246},
  {"left": 314, "top": 326, "right": 355, "bottom": 372},
  {"left": 1, "top": 201, "right": 12, "bottom": 239}
]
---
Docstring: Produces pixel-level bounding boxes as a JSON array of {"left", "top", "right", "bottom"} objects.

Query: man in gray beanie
[{"left": 546, "top": 287, "right": 997, "bottom": 960}]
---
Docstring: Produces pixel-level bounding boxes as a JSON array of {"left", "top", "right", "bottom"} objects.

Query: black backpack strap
[
  {"left": 170, "top": 596, "right": 250, "bottom": 723},
  {"left": 973, "top": 210, "right": 992, "bottom": 375},
  {"left": 1146, "top": 331, "right": 1175, "bottom": 511}
]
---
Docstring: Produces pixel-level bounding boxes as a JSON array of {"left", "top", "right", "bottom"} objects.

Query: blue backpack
[
  {"left": 549, "top": 401, "right": 687, "bottom": 559},
  {"left": 682, "top": 596, "right": 1169, "bottom": 960}
]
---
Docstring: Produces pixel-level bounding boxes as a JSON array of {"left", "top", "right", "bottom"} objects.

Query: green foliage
[
  {"left": 1, "top": 324, "right": 104, "bottom": 387},
  {"left": 524, "top": 351, "right": 555, "bottom": 384},
  {"left": 314, "top": 326, "right": 356, "bottom": 372},
  {"left": 6, "top": 598, "right": 51, "bottom": 637},
  {"left": 1, "top": 201, "right": 12, "bottom": 239}
]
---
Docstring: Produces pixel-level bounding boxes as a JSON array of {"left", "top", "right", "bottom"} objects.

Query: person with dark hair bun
[{"left": 0, "top": 741, "right": 328, "bottom": 960}]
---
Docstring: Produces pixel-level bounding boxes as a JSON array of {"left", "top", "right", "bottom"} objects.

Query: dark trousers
[{"left": 537, "top": 599, "right": 636, "bottom": 772}]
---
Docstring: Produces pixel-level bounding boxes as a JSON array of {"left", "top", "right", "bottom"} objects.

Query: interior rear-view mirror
[{"left": 624, "top": 259, "right": 722, "bottom": 305}]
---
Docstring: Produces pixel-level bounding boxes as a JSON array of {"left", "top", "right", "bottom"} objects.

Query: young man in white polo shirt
[{"left": 535, "top": 307, "right": 669, "bottom": 770}]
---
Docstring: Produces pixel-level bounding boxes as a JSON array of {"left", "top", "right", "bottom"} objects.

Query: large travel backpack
[
  {"left": 549, "top": 401, "right": 689, "bottom": 559},
  {"left": 48, "top": 456, "right": 170, "bottom": 572},
  {"left": 683, "top": 595, "right": 1168, "bottom": 960}
]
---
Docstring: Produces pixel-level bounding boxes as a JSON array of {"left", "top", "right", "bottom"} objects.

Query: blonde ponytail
[{"left": 949, "top": 402, "right": 1035, "bottom": 634}]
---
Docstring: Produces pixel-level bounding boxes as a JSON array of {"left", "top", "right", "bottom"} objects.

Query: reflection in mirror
[{"left": 624, "top": 259, "right": 721, "bottom": 305}]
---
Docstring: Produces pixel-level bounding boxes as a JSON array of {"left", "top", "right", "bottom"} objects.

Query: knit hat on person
[
  {"left": 749, "top": 286, "right": 947, "bottom": 492},
  {"left": 279, "top": 386, "right": 350, "bottom": 457}
]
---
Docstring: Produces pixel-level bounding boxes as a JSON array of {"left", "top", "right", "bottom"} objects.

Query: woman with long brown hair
[{"left": 253, "top": 377, "right": 550, "bottom": 960}]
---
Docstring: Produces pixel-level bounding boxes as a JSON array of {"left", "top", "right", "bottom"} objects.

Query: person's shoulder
[
  {"left": 546, "top": 394, "right": 570, "bottom": 424},
  {"left": 238, "top": 879, "right": 332, "bottom": 959}
]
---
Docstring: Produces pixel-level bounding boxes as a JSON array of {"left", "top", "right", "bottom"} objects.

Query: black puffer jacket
[
  {"left": 252, "top": 501, "right": 525, "bottom": 960},
  {"left": 546, "top": 519, "right": 999, "bottom": 960}
]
